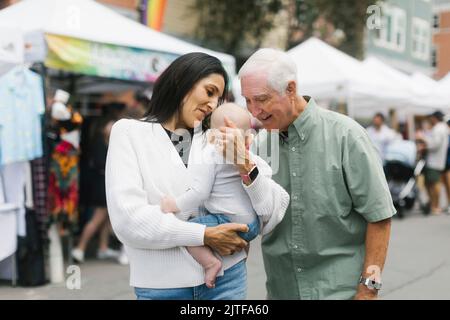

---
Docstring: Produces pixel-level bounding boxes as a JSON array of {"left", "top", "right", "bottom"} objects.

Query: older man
[{"left": 220, "top": 48, "right": 395, "bottom": 300}]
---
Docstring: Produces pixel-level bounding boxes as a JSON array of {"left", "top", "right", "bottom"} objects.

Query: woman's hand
[
  {"left": 160, "top": 195, "right": 179, "bottom": 213},
  {"left": 204, "top": 223, "right": 249, "bottom": 256}
]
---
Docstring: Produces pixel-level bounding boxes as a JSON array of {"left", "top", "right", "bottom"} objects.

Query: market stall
[
  {"left": 0, "top": 0, "right": 236, "bottom": 286},
  {"left": 0, "top": 0, "right": 236, "bottom": 83},
  {"left": 288, "top": 38, "right": 449, "bottom": 120},
  {"left": 287, "top": 38, "right": 406, "bottom": 118}
]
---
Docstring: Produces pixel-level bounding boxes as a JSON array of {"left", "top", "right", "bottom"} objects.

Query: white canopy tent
[
  {"left": 0, "top": 0, "right": 236, "bottom": 82},
  {"left": 363, "top": 58, "right": 450, "bottom": 112},
  {"left": 287, "top": 38, "right": 406, "bottom": 117},
  {"left": 439, "top": 73, "right": 450, "bottom": 86},
  {"left": 410, "top": 72, "right": 449, "bottom": 111},
  {"left": 362, "top": 57, "right": 446, "bottom": 139},
  {"left": 362, "top": 57, "right": 412, "bottom": 104},
  {"left": 437, "top": 73, "right": 450, "bottom": 107},
  {"left": 362, "top": 57, "right": 442, "bottom": 115}
]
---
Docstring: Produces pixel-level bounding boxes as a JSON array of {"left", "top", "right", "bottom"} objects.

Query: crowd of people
[{"left": 366, "top": 111, "right": 450, "bottom": 216}]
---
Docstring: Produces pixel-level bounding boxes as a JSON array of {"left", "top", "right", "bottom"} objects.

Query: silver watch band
[{"left": 359, "top": 276, "right": 382, "bottom": 290}]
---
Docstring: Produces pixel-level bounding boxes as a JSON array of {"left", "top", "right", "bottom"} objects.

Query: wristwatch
[
  {"left": 249, "top": 165, "right": 259, "bottom": 181},
  {"left": 241, "top": 165, "right": 259, "bottom": 185},
  {"left": 359, "top": 276, "right": 382, "bottom": 291}
]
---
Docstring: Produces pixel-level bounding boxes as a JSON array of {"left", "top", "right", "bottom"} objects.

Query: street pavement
[{"left": 1, "top": 209, "right": 449, "bottom": 300}]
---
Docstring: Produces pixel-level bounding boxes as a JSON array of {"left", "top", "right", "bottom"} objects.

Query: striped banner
[{"left": 141, "top": 0, "right": 167, "bottom": 31}]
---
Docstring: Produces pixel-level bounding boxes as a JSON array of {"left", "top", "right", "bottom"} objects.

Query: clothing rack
[
  {"left": 0, "top": 167, "right": 19, "bottom": 286},
  {"left": 0, "top": 63, "right": 49, "bottom": 286}
]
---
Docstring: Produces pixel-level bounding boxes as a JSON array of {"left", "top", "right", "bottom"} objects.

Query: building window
[
  {"left": 431, "top": 47, "right": 437, "bottom": 68},
  {"left": 411, "top": 17, "right": 430, "bottom": 61},
  {"left": 433, "top": 14, "right": 440, "bottom": 29},
  {"left": 374, "top": 5, "right": 406, "bottom": 52}
]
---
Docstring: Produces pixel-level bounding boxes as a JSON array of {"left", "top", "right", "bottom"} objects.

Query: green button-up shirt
[{"left": 253, "top": 98, "right": 396, "bottom": 300}]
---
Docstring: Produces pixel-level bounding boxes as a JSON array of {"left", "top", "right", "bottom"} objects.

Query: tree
[
  {"left": 320, "top": 0, "right": 380, "bottom": 59},
  {"left": 288, "top": 0, "right": 381, "bottom": 58},
  {"left": 286, "top": 0, "right": 319, "bottom": 49},
  {"left": 193, "top": 0, "right": 283, "bottom": 56},
  {"left": 193, "top": 0, "right": 382, "bottom": 60}
]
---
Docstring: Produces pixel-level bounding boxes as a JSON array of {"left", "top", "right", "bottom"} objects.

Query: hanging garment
[
  {"left": 0, "top": 66, "right": 45, "bottom": 166},
  {"left": 0, "top": 168, "right": 18, "bottom": 262},
  {"left": 31, "top": 157, "right": 49, "bottom": 242},
  {"left": 48, "top": 140, "right": 79, "bottom": 233},
  {"left": 0, "top": 162, "right": 30, "bottom": 282},
  {"left": 16, "top": 206, "right": 47, "bottom": 287},
  {"left": 0, "top": 161, "right": 28, "bottom": 237}
]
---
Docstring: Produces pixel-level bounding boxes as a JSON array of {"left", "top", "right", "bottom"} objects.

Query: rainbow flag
[{"left": 141, "top": 0, "right": 167, "bottom": 31}]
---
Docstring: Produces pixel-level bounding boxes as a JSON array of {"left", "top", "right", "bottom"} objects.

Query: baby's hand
[{"left": 160, "top": 195, "right": 179, "bottom": 213}]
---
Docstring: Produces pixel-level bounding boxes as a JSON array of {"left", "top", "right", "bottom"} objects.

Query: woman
[
  {"left": 72, "top": 119, "right": 120, "bottom": 263},
  {"left": 106, "top": 52, "right": 287, "bottom": 300}
]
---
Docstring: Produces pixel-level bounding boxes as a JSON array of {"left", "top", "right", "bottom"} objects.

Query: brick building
[{"left": 433, "top": 0, "right": 450, "bottom": 79}]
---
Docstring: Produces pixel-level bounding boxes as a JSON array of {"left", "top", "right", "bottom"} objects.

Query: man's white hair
[{"left": 238, "top": 48, "right": 298, "bottom": 95}]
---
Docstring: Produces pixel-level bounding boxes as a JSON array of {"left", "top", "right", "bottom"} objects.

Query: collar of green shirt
[{"left": 288, "top": 96, "right": 317, "bottom": 144}]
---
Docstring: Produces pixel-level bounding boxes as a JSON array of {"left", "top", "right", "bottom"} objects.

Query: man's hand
[
  {"left": 354, "top": 285, "right": 378, "bottom": 300},
  {"left": 160, "top": 195, "right": 179, "bottom": 213},
  {"left": 356, "top": 218, "right": 391, "bottom": 300},
  {"left": 204, "top": 223, "right": 249, "bottom": 256}
]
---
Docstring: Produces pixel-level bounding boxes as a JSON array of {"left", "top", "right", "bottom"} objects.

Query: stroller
[{"left": 383, "top": 139, "right": 427, "bottom": 218}]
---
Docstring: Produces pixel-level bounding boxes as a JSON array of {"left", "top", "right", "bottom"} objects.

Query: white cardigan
[{"left": 105, "top": 119, "right": 289, "bottom": 289}]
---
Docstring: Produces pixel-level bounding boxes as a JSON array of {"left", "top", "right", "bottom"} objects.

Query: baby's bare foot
[{"left": 204, "top": 258, "right": 222, "bottom": 289}]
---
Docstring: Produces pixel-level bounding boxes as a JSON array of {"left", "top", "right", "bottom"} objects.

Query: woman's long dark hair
[{"left": 144, "top": 52, "right": 229, "bottom": 132}]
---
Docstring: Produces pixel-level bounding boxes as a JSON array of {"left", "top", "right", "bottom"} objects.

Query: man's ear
[{"left": 285, "top": 81, "right": 297, "bottom": 96}]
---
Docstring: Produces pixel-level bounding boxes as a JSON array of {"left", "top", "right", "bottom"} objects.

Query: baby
[{"left": 160, "top": 103, "right": 285, "bottom": 288}]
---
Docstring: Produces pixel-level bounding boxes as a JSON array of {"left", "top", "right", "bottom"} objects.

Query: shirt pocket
[{"left": 312, "top": 168, "right": 352, "bottom": 217}]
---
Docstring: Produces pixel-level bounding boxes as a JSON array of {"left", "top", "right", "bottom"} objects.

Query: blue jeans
[
  {"left": 190, "top": 213, "right": 260, "bottom": 242},
  {"left": 134, "top": 259, "right": 247, "bottom": 300}
]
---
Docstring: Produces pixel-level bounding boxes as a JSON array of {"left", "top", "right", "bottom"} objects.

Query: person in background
[
  {"left": 442, "top": 117, "right": 450, "bottom": 215},
  {"left": 72, "top": 103, "right": 129, "bottom": 264},
  {"left": 366, "top": 113, "right": 397, "bottom": 164},
  {"left": 124, "top": 89, "right": 151, "bottom": 119},
  {"left": 416, "top": 111, "right": 449, "bottom": 215}
]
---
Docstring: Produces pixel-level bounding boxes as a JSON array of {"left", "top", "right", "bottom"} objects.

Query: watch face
[
  {"left": 368, "top": 279, "right": 381, "bottom": 290},
  {"left": 362, "top": 277, "right": 381, "bottom": 290},
  {"left": 249, "top": 166, "right": 259, "bottom": 181}
]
